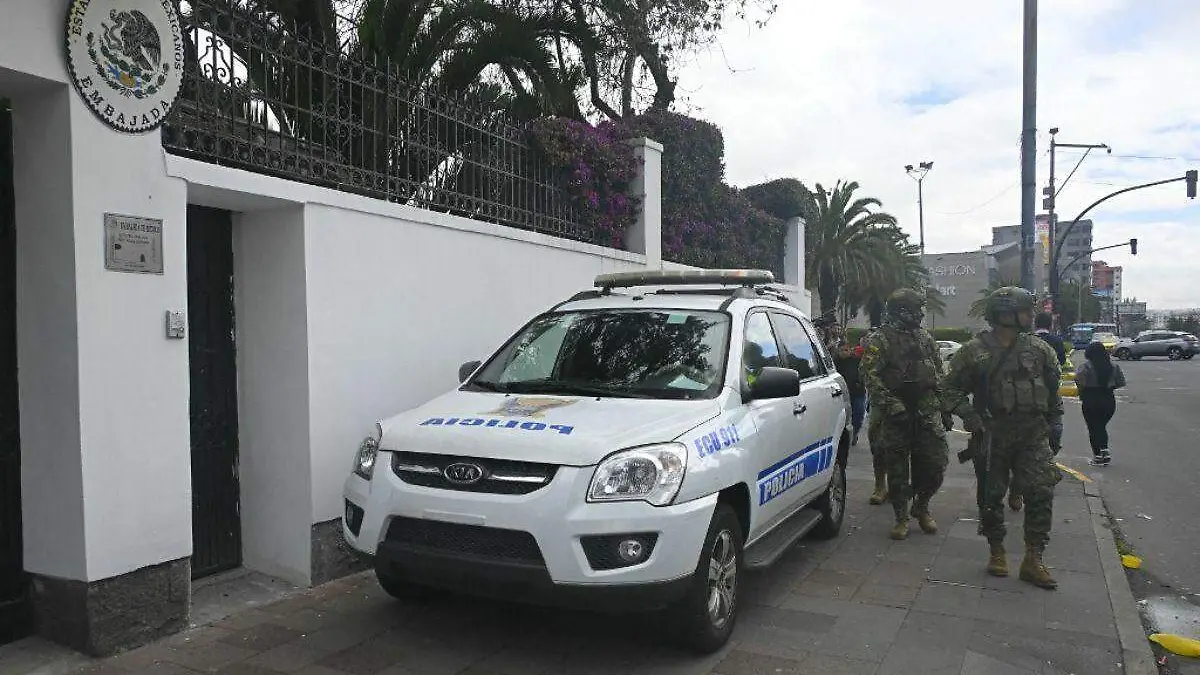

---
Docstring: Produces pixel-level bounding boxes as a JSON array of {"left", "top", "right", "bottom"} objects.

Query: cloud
[{"left": 674, "top": 0, "right": 1200, "bottom": 308}]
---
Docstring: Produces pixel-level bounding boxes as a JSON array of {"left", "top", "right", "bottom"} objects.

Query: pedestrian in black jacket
[{"left": 1076, "top": 341, "right": 1126, "bottom": 466}]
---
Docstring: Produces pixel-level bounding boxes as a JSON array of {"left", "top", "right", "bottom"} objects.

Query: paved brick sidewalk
[{"left": 47, "top": 435, "right": 1129, "bottom": 675}]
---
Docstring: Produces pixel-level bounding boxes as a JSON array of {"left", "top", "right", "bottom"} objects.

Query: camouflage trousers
[
  {"left": 972, "top": 416, "right": 1062, "bottom": 549},
  {"left": 870, "top": 411, "right": 949, "bottom": 515}
]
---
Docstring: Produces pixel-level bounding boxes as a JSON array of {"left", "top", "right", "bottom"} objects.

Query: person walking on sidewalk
[
  {"left": 1075, "top": 341, "right": 1126, "bottom": 466},
  {"left": 861, "top": 289, "right": 950, "bottom": 540},
  {"left": 830, "top": 325, "right": 868, "bottom": 447},
  {"left": 1009, "top": 312, "right": 1068, "bottom": 512},
  {"left": 941, "top": 286, "right": 1063, "bottom": 590}
]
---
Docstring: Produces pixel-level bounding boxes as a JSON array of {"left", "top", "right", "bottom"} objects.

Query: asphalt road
[
  {"left": 1057, "top": 351, "right": 1200, "bottom": 673},
  {"left": 1061, "top": 353, "right": 1200, "bottom": 595}
]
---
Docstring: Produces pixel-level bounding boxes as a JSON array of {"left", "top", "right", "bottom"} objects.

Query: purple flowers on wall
[{"left": 529, "top": 118, "right": 642, "bottom": 249}]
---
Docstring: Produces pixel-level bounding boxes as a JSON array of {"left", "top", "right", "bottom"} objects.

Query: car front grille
[
  {"left": 391, "top": 451, "right": 558, "bottom": 495},
  {"left": 384, "top": 516, "right": 544, "bottom": 566}
]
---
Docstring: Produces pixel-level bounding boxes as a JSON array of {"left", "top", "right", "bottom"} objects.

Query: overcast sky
[{"left": 675, "top": 0, "right": 1200, "bottom": 309}]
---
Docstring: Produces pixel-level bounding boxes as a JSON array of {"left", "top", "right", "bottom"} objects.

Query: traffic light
[
  {"left": 1130, "top": 238, "right": 1138, "bottom": 255},
  {"left": 1188, "top": 169, "right": 1198, "bottom": 199}
]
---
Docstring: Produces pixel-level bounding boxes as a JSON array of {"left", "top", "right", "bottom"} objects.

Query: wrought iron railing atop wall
[{"left": 162, "top": 0, "right": 595, "bottom": 244}]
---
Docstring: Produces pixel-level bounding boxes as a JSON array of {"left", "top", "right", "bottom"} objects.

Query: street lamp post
[
  {"left": 1045, "top": 127, "right": 1109, "bottom": 320},
  {"left": 906, "top": 161, "right": 934, "bottom": 329},
  {"left": 905, "top": 161, "right": 933, "bottom": 257}
]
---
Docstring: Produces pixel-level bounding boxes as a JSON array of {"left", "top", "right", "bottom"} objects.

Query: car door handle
[{"left": 793, "top": 403, "right": 808, "bottom": 416}]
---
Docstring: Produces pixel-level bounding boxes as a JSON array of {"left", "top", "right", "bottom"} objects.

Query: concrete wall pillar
[
  {"left": 625, "top": 137, "right": 663, "bottom": 268},
  {"left": 784, "top": 216, "right": 807, "bottom": 289},
  {"left": 10, "top": 82, "right": 191, "bottom": 656}
]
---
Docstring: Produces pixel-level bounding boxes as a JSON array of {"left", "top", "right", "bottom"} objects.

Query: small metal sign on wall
[{"left": 104, "top": 213, "right": 164, "bottom": 274}]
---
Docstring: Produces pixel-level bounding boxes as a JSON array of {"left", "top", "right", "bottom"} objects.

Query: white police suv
[{"left": 342, "top": 269, "right": 851, "bottom": 653}]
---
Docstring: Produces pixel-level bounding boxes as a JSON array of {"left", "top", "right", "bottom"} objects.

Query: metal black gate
[
  {"left": 0, "top": 102, "right": 31, "bottom": 645},
  {"left": 187, "top": 205, "right": 242, "bottom": 579}
]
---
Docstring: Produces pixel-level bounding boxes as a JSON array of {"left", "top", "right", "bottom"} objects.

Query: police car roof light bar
[{"left": 594, "top": 269, "right": 776, "bottom": 290}]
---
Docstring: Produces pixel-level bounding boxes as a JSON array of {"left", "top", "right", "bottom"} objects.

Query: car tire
[
  {"left": 1115, "top": 348, "right": 1131, "bottom": 361},
  {"left": 668, "top": 503, "right": 743, "bottom": 655},
  {"left": 1168, "top": 347, "right": 1183, "bottom": 361},
  {"left": 375, "top": 563, "right": 438, "bottom": 603},
  {"left": 809, "top": 455, "right": 847, "bottom": 540}
]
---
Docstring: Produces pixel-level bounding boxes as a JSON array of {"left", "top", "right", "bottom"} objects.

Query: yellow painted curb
[{"left": 1056, "top": 462, "right": 1092, "bottom": 483}]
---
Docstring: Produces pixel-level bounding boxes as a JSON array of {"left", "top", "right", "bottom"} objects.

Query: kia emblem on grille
[{"left": 444, "top": 462, "right": 485, "bottom": 485}]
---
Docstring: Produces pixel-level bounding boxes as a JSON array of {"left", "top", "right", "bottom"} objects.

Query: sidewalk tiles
[{"left": 16, "top": 440, "right": 1133, "bottom": 675}]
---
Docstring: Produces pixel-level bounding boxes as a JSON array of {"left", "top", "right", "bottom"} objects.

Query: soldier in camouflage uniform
[
  {"left": 861, "top": 289, "right": 950, "bottom": 540},
  {"left": 941, "top": 286, "right": 1063, "bottom": 589},
  {"left": 859, "top": 325, "right": 888, "bottom": 505}
]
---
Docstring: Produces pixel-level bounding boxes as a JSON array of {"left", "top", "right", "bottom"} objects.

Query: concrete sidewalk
[{"left": 10, "top": 432, "right": 1151, "bottom": 675}]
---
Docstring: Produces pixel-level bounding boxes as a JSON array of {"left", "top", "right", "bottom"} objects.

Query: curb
[{"left": 1083, "top": 479, "right": 1158, "bottom": 675}]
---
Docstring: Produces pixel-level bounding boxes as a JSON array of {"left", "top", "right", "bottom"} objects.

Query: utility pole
[
  {"left": 1044, "top": 128, "right": 1110, "bottom": 321},
  {"left": 1019, "top": 0, "right": 1038, "bottom": 292}
]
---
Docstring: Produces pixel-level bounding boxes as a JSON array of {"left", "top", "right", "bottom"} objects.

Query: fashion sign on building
[{"left": 64, "top": 0, "right": 185, "bottom": 133}]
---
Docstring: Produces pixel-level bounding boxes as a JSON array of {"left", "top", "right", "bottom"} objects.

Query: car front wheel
[
  {"left": 810, "top": 456, "right": 847, "bottom": 540},
  {"left": 1114, "top": 348, "right": 1131, "bottom": 360},
  {"left": 669, "top": 503, "right": 743, "bottom": 654}
]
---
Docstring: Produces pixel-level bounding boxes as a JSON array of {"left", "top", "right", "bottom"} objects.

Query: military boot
[
  {"left": 1019, "top": 546, "right": 1058, "bottom": 589},
  {"left": 869, "top": 467, "right": 888, "bottom": 505},
  {"left": 1008, "top": 491, "right": 1024, "bottom": 512},
  {"left": 890, "top": 503, "right": 910, "bottom": 540},
  {"left": 910, "top": 497, "right": 938, "bottom": 534},
  {"left": 986, "top": 541, "right": 1009, "bottom": 577}
]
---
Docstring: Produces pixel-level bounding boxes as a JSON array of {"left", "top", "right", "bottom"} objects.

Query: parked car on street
[
  {"left": 1114, "top": 330, "right": 1199, "bottom": 361},
  {"left": 341, "top": 269, "right": 851, "bottom": 653},
  {"left": 937, "top": 340, "right": 962, "bottom": 365}
]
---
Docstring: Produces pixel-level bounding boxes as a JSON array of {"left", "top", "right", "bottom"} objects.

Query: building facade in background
[
  {"left": 1092, "top": 260, "right": 1123, "bottom": 301},
  {"left": 916, "top": 241, "right": 1044, "bottom": 332},
  {"left": 993, "top": 217, "right": 1094, "bottom": 288}
]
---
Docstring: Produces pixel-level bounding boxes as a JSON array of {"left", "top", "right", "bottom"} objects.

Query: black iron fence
[{"left": 163, "top": 0, "right": 597, "bottom": 244}]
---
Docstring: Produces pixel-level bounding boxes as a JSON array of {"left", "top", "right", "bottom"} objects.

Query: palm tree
[
  {"left": 834, "top": 221, "right": 933, "bottom": 327},
  {"left": 801, "top": 181, "right": 901, "bottom": 314}
]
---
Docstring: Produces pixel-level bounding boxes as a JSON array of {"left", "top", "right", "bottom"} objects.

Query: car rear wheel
[
  {"left": 669, "top": 503, "right": 742, "bottom": 654},
  {"left": 1168, "top": 347, "right": 1183, "bottom": 360},
  {"left": 1115, "top": 348, "right": 1131, "bottom": 360}
]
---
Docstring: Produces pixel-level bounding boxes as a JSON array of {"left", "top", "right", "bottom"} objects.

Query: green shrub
[{"left": 931, "top": 327, "right": 975, "bottom": 343}]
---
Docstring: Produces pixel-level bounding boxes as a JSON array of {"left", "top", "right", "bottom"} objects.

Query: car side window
[
  {"left": 768, "top": 312, "right": 826, "bottom": 380},
  {"left": 743, "top": 312, "right": 783, "bottom": 386}
]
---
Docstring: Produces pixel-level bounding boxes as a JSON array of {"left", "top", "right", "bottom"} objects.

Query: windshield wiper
[
  {"left": 466, "top": 380, "right": 510, "bottom": 393},
  {"left": 506, "top": 380, "right": 653, "bottom": 399}
]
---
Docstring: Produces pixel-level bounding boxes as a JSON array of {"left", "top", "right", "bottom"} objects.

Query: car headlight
[
  {"left": 353, "top": 423, "right": 383, "bottom": 480},
  {"left": 587, "top": 443, "right": 687, "bottom": 506}
]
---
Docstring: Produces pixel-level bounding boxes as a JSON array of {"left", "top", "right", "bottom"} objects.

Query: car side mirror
[
  {"left": 746, "top": 366, "right": 801, "bottom": 401},
  {"left": 458, "top": 360, "right": 482, "bottom": 383}
]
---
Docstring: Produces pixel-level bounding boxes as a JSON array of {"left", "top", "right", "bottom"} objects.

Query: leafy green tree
[{"left": 557, "top": 0, "right": 777, "bottom": 119}]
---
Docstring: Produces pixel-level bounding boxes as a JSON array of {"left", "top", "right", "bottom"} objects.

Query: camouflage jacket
[
  {"left": 940, "top": 330, "right": 1064, "bottom": 429},
  {"left": 860, "top": 324, "right": 946, "bottom": 420}
]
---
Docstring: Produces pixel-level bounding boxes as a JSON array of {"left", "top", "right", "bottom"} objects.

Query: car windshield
[{"left": 465, "top": 309, "right": 732, "bottom": 400}]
